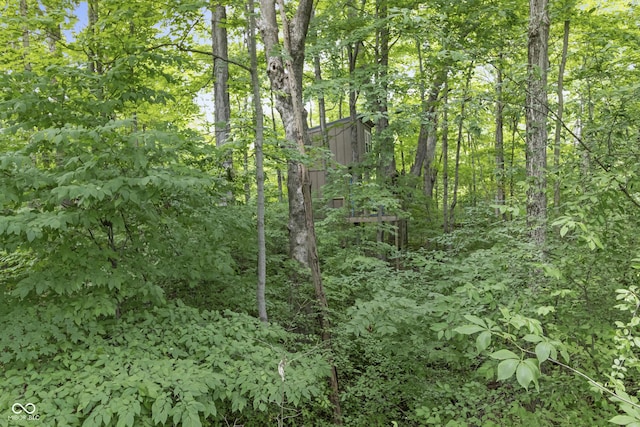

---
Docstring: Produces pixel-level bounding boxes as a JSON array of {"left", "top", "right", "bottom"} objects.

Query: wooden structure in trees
[
  {"left": 307, "top": 116, "right": 372, "bottom": 200},
  {"left": 307, "top": 117, "right": 400, "bottom": 228}
]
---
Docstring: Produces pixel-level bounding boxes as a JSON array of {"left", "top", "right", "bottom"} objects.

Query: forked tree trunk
[
  {"left": 526, "top": 0, "right": 550, "bottom": 247},
  {"left": 411, "top": 62, "right": 445, "bottom": 180},
  {"left": 258, "top": 0, "right": 342, "bottom": 422},
  {"left": 258, "top": 0, "right": 310, "bottom": 266},
  {"left": 415, "top": 68, "right": 446, "bottom": 200}
]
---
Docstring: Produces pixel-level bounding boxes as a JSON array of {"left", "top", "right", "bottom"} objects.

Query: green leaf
[
  {"left": 515, "top": 361, "right": 535, "bottom": 390},
  {"left": 476, "top": 330, "right": 492, "bottom": 353},
  {"left": 182, "top": 408, "right": 202, "bottom": 427},
  {"left": 535, "top": 341, "right": 553, "bottom": 363},
  {"left": 490, "top": 349, "right": 519, "bottom": 360},
  {"left": 152, "top": 395, "right": 170, "bottom": 425},
  {"left": 522, "top": 334, "right": 543, "bottom": 343},
  {"left": 454, "top": 324, "right": 485, "bottom": 335},
  {"left": 496, "top": 359, "right": 518, "bottom": 381},
  {"left": 463, "top": 314, "right": 487, "bottom": 328},
  {"left": 610, "top": 415, "right": 640, "bottom": 425},
  {"left": 116, "top": 411, "right": 134, "bottom": 427},
  {"left": 536, "top": 306, "right": 555, "bottom": 316}
]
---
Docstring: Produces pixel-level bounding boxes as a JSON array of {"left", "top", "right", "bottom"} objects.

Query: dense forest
[{"left": 2, "top": 0, "right": 640, "bottom": 425}]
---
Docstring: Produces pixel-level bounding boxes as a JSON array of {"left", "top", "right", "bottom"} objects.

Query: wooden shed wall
[
  {"left": 307, "top": 117, "right": 371, "bottom": 199},
  {"left": 309, "top": 169, "right": 326, "bottom": 198}
]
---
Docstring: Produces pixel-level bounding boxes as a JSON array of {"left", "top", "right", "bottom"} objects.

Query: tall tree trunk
[
  {"left": 212, "top": 4, "right": 233, "bottom": 189},
  {"left": 526, "top": 0, "right": 550, "bottom": 247},
  {"left": 423, "top": 127, "right": 439, "bottom": 199},
  {"left": 410, "top": 58, "right": 445, "bottom": 184},
  {"left": 20, "top": 0, "right": 31, "bottom": 71},
  {"left": 258, "top": 0, "right": 342, "bottom": 422},
  {"left": 554, "top": 20, "right": 570, "bottom": 213},
  {"left": 212, "top": 4, "right": 230, "bottom": 148},
  {"left": 413, "top": 68, "right": 446, "bottom": 199},
  {"left": 242, "top": 147, "right": 251, "bottom": 205},
  {"left": 450, "top": 112, "right": 462, "bottom": 226},
  {"left": 348, "top": 40, "right": 361, "bottom": 177},
  {"left": 247, "top": 0, "right": 267, "bottom": 324},
  {"left": 374, "top": 0, "right": 395, "bottom": 179},
  {"left": 442, "top": 80, "right": 449, "bottom": 233},
  {"left": 450, "top": 66, "right": 473, "bottom": 226},
  {"left": 469, "top": 132, "right": 477, "bottom": 206},
  {"left": 510, "top": 115, "right": 518, "bottom": 200},
  {"left": 88, "top": 0, "right": 102, "bottom": 74},
  {"left": 495, "top": 56, "right": 506, "bottom": 217},
  {"left": 259, "top": 0, "right": 310, "bottom": 268},
  {"left": 345, "top": 0, "right": 365, "bottom": 169},
  {"left": 410, "top": 40, "right": 427, "bottom": 176},
  {"left": 270, "top": 90, "right": 285, "bottom": 203}
]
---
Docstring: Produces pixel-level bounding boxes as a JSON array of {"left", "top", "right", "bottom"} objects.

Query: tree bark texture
[
  {"left": 247, "top": 0, "right": 267, "bottom": 323},
  {"left": 410, "top": 40, "right": 425, "bottom": 176},
  {"left": 212, "top": 5, "right": 231, "bottom": 149},
  {"left": 88, "top": 0, "right": 102, "bottom": 74},
  {"left": 258, "top": 0, "right": 342, "bottom": 422},
  {"left": 423, "top": 128, "right": 439, "bottom": 199},
  {"left": 526, "top": 0, "right": 550, "bottom": 247},
  {"left": 258, "top": 0, "right": 312, "bottom": 267},
  {"left": 412, "top": 68, "right": 446, "bottom": 200},
  {"left": 374, "top": 0, "right": 396, "bottom": 179}
]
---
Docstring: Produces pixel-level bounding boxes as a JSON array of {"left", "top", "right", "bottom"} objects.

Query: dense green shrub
[{"left": 0, "top": 302, "right": 329, "bottom": 426}]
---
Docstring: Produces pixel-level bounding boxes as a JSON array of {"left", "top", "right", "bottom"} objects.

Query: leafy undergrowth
[
  {"left": 0, "top": 301, "right": 329, "bottom": 426},
  {"left": 321, "top": 207, "right": 631, "bottom": 426}
]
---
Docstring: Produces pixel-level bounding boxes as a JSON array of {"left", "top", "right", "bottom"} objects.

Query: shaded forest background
[{"left": 2, "top": 0, "right": 640, "bottom": 426}]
